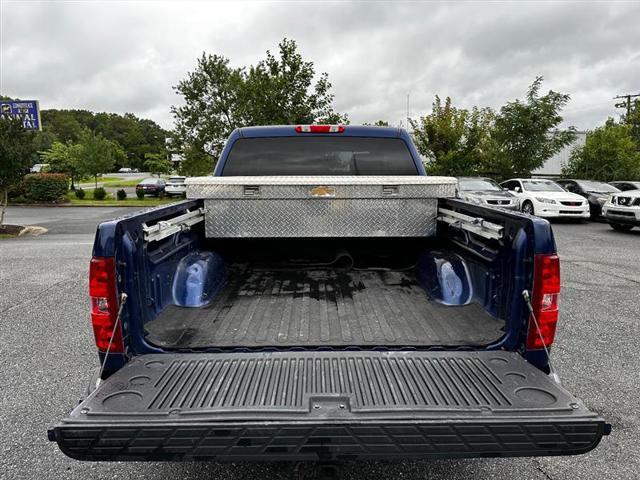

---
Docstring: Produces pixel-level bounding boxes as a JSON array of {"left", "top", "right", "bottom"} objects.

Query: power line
[{"left": 613, "top": 93, "right": 640, "bottom": 118}]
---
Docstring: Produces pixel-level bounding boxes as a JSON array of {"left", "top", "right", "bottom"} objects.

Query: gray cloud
[{"left": 1, "top": 0, "right": 638, "bottom": 130}]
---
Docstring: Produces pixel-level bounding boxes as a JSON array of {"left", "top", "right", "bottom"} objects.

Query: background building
[{"left": 533, "top": 131, "right": 586, "bottom": 178}]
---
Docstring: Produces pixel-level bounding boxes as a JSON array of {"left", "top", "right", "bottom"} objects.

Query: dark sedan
[
  {"left": 609, "top": 181, "right": 640, "bottom": 192},
  {"left": 136, "top": 178, "right": 166, "bottom": 196},
  {"left": 555, "top": 179, "right": 620, "bottom": 219}
]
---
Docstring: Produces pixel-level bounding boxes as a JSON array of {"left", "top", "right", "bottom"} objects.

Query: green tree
[
  {"left": 171, "top": 38, "right": 347, "bottom": 168},
  {"left": 410, "top": 96, "right": 495, "bottom": 176},
  {"left": 41, "top": 141, "right": 84, "bottom": 188},
  {"left": 78, "top": 130, "right": 125, "bottom": 187},
  {"left": 144, "top": 153, "right": 172, "bottom": 177},
  {"left": 486, "top": 76, "right": 575, "bottom": 179},
  {"left": 40, "top": 109, "right": 167, "bottom": 170},
  {"left": 40, "top": 110, "right": 84, "bottom": 143},
  {"left": 562, "top": 119, "right": 640, "bottom": 181},
  {"left": 0, "top": 118, "right": 37, "bottom": 224},
  {"left": 178, "top": 146, "right": 212, "bottom": 176}
]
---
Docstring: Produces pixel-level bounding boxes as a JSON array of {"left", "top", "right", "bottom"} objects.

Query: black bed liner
[
  {"left": 50, "top": 351, "right": 607, "bottom": 461},
  {"left": 145, "top": 268, "right": 504, "bottom": 349}
]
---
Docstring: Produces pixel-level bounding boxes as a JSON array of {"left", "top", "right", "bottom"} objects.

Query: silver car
[
  {"left": 602, "top": 189, "right": 640, "bottom": 232},
  {"left": 457, "top": 177, "right": 518, "bottom": 210}
]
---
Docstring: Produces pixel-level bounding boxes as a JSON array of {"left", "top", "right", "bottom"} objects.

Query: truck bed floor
[{"left": 145, "top": 268, "right": 504, "bottom": 349}]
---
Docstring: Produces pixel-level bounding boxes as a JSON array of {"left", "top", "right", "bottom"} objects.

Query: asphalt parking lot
[{"left": 1, "top": 206, "right": 639, "bottom": 480}]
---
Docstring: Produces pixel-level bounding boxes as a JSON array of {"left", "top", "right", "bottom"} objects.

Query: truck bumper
[{"left": 49, "top": 351, "right": 607, "bottom": 461}]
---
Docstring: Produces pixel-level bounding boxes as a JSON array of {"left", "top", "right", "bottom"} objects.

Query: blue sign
[{"left": 0, "top": 100, "right": 41, "bottom": 130}]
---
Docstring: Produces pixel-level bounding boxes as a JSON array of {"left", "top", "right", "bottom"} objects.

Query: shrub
[
  {"left": 23, "top": 173, "right": 69, "bottom": 202},
  {"left": 7, "top": 179, "right": 28, "bottom": 200},
  {"left": 93, "top": 187, "right": 107, "bottom": 200},
  {"left": 136, "top": 188, "right": 145, "bottom": 200},
  {"left": 116, "top": 189, "right": 127, "bottom": 200},
  {"left": 74, "top": 188, "right": 86, "bottom": 199},
  {"left": 10, "top": 195, "right": 28, "bottom": 204}
]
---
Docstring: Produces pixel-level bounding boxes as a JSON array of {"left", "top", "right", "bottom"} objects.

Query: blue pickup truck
[{"left": 49, "top": 125, "right": 608, "bottom": 462}]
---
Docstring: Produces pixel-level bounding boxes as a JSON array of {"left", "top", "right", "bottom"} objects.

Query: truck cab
[{"left": 49, "top": 125, "right": 608, "bottom": 462}]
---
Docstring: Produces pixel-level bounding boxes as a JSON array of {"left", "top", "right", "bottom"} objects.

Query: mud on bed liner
[{"left": 144, "top": 267, "right": 505, "bottom": 349}]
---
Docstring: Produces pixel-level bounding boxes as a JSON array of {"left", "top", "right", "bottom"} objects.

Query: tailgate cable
[
  {"left": 522, "top": 290, "right": 561, "bottom": 384},
  {"left": 95, "top": 292, "right": 128, "bottom": 388}
]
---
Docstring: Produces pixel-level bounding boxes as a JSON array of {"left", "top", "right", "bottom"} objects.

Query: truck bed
[{"left": 145, "top": 266, "right": 504, "bottom": 349}]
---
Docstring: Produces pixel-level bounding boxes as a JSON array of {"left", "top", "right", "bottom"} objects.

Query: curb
[{"left": 0, "top": 224, "right": 48, "bottom": 237}]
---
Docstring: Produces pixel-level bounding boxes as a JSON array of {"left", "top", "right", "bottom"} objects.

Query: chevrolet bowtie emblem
[{"left": 310, "top": 186, "right": 336, "bottom": 197}]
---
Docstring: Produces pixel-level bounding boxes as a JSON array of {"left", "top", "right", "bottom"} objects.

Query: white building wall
[{"left": 533, "top": 132, "right": 586, "bottom": 177}]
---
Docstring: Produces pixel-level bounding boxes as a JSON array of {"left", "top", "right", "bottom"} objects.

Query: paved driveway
[{"left": 1, "top": 207, "right": 638, "bottom": 479}]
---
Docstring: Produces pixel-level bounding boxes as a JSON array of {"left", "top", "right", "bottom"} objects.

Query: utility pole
[
  {"left": 406, "top": 92, "right": 411, "bottom": 131},
  {"left": 614, "top": 93, "right": 640, "bottom": 119}
]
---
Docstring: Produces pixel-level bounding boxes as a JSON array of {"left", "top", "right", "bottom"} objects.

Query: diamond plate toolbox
[{"left": 186, "top": 176, "right": 457, "bottom": 238}]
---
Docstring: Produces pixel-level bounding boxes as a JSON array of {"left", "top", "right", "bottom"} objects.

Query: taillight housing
[
  {"left": 295, "top": 124, "right": 345, "bottom": 133},
  {"left": 526, "top": 254, "right": 560, "bottom": 350},
  {"left": 89, "top": 257, "right": 124, "bottom": 353}
]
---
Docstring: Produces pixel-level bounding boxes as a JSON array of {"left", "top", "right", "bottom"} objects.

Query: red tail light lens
[
  {"left": 295, "top": 124, "right": 345, "bottom": 133},
  {"left": 526, "top": 254, "right": 560, "bottom": 350},
  {"left": 89, "top": 257, "right": 124, "bottom": 353}
]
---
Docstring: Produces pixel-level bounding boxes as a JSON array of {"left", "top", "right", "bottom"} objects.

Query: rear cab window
[{"left": 221, "top": 137, "right": 418, "bottom": 176}]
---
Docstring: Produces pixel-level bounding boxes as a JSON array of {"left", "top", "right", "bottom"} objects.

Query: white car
[
  {"left": 500, "top": 178, "right": 590, "bottom": 219},
  {"left": 165, "top": 176, "right": 187, "bottom": 197},
  {"left": 30, "top": 163, "right": 50, "bottom": 173},
  {"left": 602, "top": 189, "right": 640, "bottom": 232}
]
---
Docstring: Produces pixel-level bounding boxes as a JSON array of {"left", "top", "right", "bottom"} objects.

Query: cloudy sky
[{"left": 1, "top": 0, "right": 639, "bottom": 131}]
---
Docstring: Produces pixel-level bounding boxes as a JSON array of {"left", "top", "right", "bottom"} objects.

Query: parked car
[
  {"left": 609, "top": 181, "right": 640, "bottom": 192},
  {"left": 500, "top": 178, "right": 589, "bottom": 219},
  {"left": 30, "top": 163, "right": 50, "bottom": 173},
  {"left": 555, "top": 179, "right": 620, "bottom": 219},
  {"left": 50, "top": 126, "right": 608, "bottom": 463},
  {"left": 456, "top": 177, "right": 518, "bottom": 210},
  {"left": 135, "top": 177, "right": 166, "bottom": 196},
  {"left": 118, "top": 167, "right": 133, "bottom": 173},
  {"left": 602, "top": 189, "right": 640, "bottom": 232},
  {"left": 164, "top": 176, "right": 187, "bottom": 197}
]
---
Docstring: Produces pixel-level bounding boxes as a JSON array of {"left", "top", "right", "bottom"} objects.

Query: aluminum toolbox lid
[{"left": 186, "top": 175, "right": 458, "bottom": 199}]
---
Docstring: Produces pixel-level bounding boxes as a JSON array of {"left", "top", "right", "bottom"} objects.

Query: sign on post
[{"left": 0, "top": 100, "right": 42, "bottom": 130}]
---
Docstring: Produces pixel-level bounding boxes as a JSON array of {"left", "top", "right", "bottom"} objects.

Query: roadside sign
[{"left": 0, "top": 100, "right": 42, "bottom": 130}]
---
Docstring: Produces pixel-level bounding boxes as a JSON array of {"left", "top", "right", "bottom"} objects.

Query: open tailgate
[{"left": 50, "top": 351, "right": 607, "bottom": 461}]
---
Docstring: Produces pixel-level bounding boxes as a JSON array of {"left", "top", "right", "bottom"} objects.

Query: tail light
[
  {"left": 526, "top": 254, "right": 560, "bottom": 350},
  {"left": 89, "top": 257, "right": 124, "bottom": 353},
  {"left": 295, "top": 124, "right": 345, "bottom": 133}
]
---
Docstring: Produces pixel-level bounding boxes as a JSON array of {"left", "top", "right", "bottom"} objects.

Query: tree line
[{"left": 40, "top": 109, "right": 167, "bottom": 171}]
